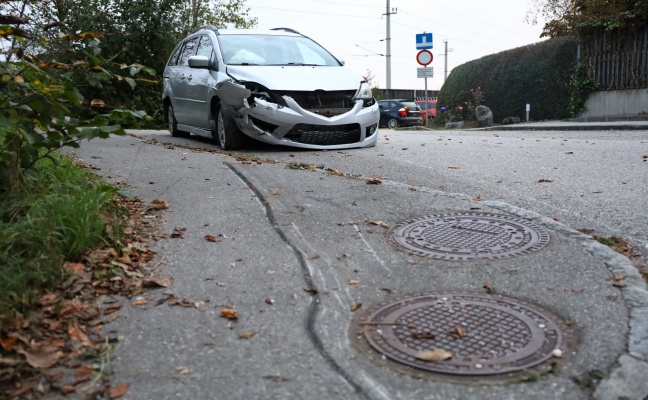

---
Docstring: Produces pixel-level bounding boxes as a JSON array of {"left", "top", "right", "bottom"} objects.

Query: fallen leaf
[
  {"left": 412, "top": 332, "right": 436, "bottom": 339},
  {"left": 66, "top": 262, "right": 86, "bottom": 272},
  {"left": 611, "top": 274, "right": 626, "bottom": 281},
  {"left": 171, "top": 227, "right": 186, "bottom": 238},
  {"left": 132, "top": 299, "right": 148, "bottom": 306},
  {"left": 613, "top": 282, "right": 627, "bottom": 288},
  {"left": 365, "top": 219, "right": 389, "bottom": 228},
  {"left": 0, "top": 336, "right": 18, "bottom": 351},
  {"left": 239, "top": 331, "right": 255, "bottom": 340},
  {"left": 220, "top": 309, "right": 238, "bottom": 320},
  {"left": 265, "top": 299, "right": 275, "bottom": 305},
  {"left": 17, "top": 345, "right": 64, "bottom": 368},
  {"left": 483, "top": 282, "right": 496, "bottom": 294},
  {"left": 176, "top": 366, "right": 191, "bottom": 375},
  {"left": 263, "top": 375, "right": 290, "bottom": 382},
  {"left": 538, "top": 179, "right": 554, "bottom": 183},
  {"left": 415, "top": 349, "right": 453, "bottom": 362},
  {"left": 204, "top": 235, "right": 222, "bottom": 243},
  {"left": 450, "top": 325, "right": 467, "bottom": 338},
  {"left": 38, "top": 293, "right": 59, "bottom": 306},
  {"left": 75, "top": 364, "right": 94, "bottom": 379},
  {"left": 104, "top": 304, "right": 122, "bottom": 315},
  {"left": 347, "top": 279, "right": 360, "bottom": 285},
  {"left": 351, "top": 303, "right": 362, "bottom": 311},
  {"left": 143, "top": 276, "right": 172, "bottom": 288},
  {"left": 474, "top": 195, "right": 484, "bottom": 201},
  {"left": 108, "top": 382, "right": 130, "bottom": 399},
  {"left": 366, "top": 177, "right": 382, "bottom": 184},
  {"left": 448, "top": 166, "right": 461, "bottom": 169}
]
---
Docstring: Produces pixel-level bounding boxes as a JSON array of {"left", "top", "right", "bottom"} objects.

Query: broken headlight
[{"left": 352, "top": 82, "right": 374, "bottom": 106}]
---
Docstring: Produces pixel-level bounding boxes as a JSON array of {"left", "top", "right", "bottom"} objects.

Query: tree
[
  {"left": 0, "top": 1, "right": 152, "bottom": 193},
  {"left": 12, "top": 0, "right": 257, "bottom": 123},
  {"left": 526, "top": 0, "right": 648, "bottom": 38}
]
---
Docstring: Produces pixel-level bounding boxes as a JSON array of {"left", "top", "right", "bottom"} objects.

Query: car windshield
[
  {"left": 401, "top": 101, "right": 419, "bottom": 109},
  {"left": 218, "top": 34, "right": 340, "bottom": 66}
]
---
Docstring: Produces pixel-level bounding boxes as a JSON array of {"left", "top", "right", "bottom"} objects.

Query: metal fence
[
  {"left": 374, "top": 89, "right": 440, "bottom": 101},
  {"left": 582, "top": 25, "right": 648, "bottom": 90}
]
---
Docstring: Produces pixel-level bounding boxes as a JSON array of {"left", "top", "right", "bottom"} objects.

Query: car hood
[{"left": 226, "top": 65, "right": 362, "bottom": 91}]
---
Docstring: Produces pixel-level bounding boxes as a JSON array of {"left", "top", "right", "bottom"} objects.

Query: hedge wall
[{"left": 437, "top": 36, "right": 579, "bottom": 123}]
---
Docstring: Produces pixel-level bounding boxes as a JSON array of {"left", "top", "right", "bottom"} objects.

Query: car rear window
[{"left": 401, "top": 101, "right": 419, "bottom": 109}]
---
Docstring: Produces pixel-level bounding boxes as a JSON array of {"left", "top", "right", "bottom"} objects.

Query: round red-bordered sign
[{"left": 416, "top": 50, "right": 433, "bottom": 66}]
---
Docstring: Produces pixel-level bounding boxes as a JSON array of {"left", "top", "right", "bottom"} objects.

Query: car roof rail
[
  {"left": 193, "top": 25, "right": 220, "bottom": 34},
  {"left": 271, "top": 27, "right": 301, "bottom": 35}
]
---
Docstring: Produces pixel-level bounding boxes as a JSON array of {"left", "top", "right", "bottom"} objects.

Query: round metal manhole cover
[
  {"left": 388, "top": 213, "right": 550, "bottom": 260},
  {"left": 355, "top": 292, "right": 573, "bottom": 378}
]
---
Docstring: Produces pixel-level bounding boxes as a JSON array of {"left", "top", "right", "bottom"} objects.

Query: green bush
[{"left": 437, "top": 37, "right": 579, "bottom": 123}]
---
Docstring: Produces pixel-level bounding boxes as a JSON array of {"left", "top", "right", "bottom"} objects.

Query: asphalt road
[
  {"left": 132, "top": 126, "right": 648, "bottom": 263},
  {"left": 69, "top": 126, "right": 648, "bottom": 400}
]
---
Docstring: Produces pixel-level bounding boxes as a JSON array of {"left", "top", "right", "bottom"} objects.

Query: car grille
[
  {"left": 276, "top": 90, "right": 357, "bottom": 112},
  {"left": 285, "top": 123, "right": 361, "bottom": 145}
]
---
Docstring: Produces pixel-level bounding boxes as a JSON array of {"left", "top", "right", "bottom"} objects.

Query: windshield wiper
[{"left": 286, "top": 62, "right": 321, "bottom": 66}]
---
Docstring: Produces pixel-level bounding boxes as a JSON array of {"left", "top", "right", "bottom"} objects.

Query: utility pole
[
  {"left": 384, "top": 1, "right": 397, "bottom": 90},
  {"left": 443, "top": 40, "right": 453, "bottom": 82}
]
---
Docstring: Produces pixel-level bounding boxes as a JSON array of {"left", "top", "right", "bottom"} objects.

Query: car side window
[
  {"left": 196, "top": 35, "right": 213, "bottom": 59},
  {"left": 379, "top": 103, "right": 386, "bottom": 111},
  {"left": 167, "top": 46, "right": 182, "bottom": 66},
  {"left": 178, "top": 37, "right": 199, "bottom": 66}
]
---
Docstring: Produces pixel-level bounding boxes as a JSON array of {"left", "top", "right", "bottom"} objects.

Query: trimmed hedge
[{"left": 437, "top": 36, "right": 579, "bottom": 123}]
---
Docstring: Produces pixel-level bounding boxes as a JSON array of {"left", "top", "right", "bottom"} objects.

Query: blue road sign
[{"left": 416, "top": 33, "right": 433, "bottom": 50}]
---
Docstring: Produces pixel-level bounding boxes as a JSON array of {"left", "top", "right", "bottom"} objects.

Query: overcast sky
[{"left": 245, "top": 0, "right": 547, "bottom": 91}]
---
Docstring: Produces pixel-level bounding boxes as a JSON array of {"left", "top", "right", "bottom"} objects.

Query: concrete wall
[{"left": 576, "top": 89, "right": 648, "bottom": 121}]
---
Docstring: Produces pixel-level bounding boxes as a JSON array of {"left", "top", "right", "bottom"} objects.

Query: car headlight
[{"left": 353, "top": 82, "right": 373, "bottom": 101}]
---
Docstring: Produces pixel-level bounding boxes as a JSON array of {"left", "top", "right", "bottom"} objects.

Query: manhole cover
[
  {"left": 355, "top": 292, "right": 573, "bottom": 378},
  {"left": 389, "top": 213, "right": 550, "bottom": 260}
]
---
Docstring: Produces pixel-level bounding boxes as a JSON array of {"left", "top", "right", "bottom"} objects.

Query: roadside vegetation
[
  {"left": 437, "top": 0, "right": 648, "bottom": 124},
  {"left": 0, "top": 0, "right": 256, "bottom": 397}
]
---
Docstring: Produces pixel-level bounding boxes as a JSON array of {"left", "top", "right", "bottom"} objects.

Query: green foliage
[
  {"left": 528, "top": 0, "right": 648, "bottom": 38},
  {"left": 0, "top": 55, "right": 151, "bottom": 193},
  {"left": 568, "top": 64, "right": 599, "bottom": 116},
  {"left": 437, "top": 37, "right": 579, "bottom": 124},
  {"left": 20, "top": 0, "right": 258, "bottom": 126},
  {"left": 0, "top": 154, "right": 117, "bottom": 314}
]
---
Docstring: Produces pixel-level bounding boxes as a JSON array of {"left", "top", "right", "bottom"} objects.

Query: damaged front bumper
[{"left": 219, "top": 81, "right": 380, "bottom": 150}]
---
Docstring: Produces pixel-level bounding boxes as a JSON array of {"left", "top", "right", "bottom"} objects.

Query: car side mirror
[{"left": 188, "top": 55, "right": 210, "bottom": 69}]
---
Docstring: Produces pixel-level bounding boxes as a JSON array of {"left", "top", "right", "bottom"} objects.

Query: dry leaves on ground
[{"left": 0, "top": 196, "right": 166, "bottom": 398}]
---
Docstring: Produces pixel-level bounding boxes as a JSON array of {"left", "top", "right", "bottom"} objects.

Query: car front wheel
[
  {"left": 387, "top": 118, "right": 398, "bottom": 129},
  {"left": 168, "top": 105, "right": 188, "bottom": 138},
  {"left": 217, "top": 106, "right": 245, "bottom": 150}
]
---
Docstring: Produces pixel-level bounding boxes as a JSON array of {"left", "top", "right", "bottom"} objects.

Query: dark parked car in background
[
  {"left": 377, "top": 100, "right": 422, "bottom": 129},
  {"left": 415, "top": 99, "right": 437, "bottom": 123}
]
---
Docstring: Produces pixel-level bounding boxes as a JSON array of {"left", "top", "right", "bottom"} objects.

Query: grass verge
[
  {"left": 0, "top": 154, "right": 118, "bottom": 315},
  {"left": 0, "top": 152, "right": 167, "bottom": 398}
]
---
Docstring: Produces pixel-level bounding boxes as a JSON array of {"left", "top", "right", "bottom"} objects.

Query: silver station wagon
[{"left": 162, "top": 26, "right": 380, "bottom": 150}]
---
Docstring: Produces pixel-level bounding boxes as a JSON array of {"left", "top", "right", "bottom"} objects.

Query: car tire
[
  {"left": 216, "top": 106, "right": 245, "bottom": 150},
  {"left": 168, "top": 105, "right": 189, "bottom": 138},
  {"left": 387, "top": 118, "right": 398, "bottom": 129}
]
